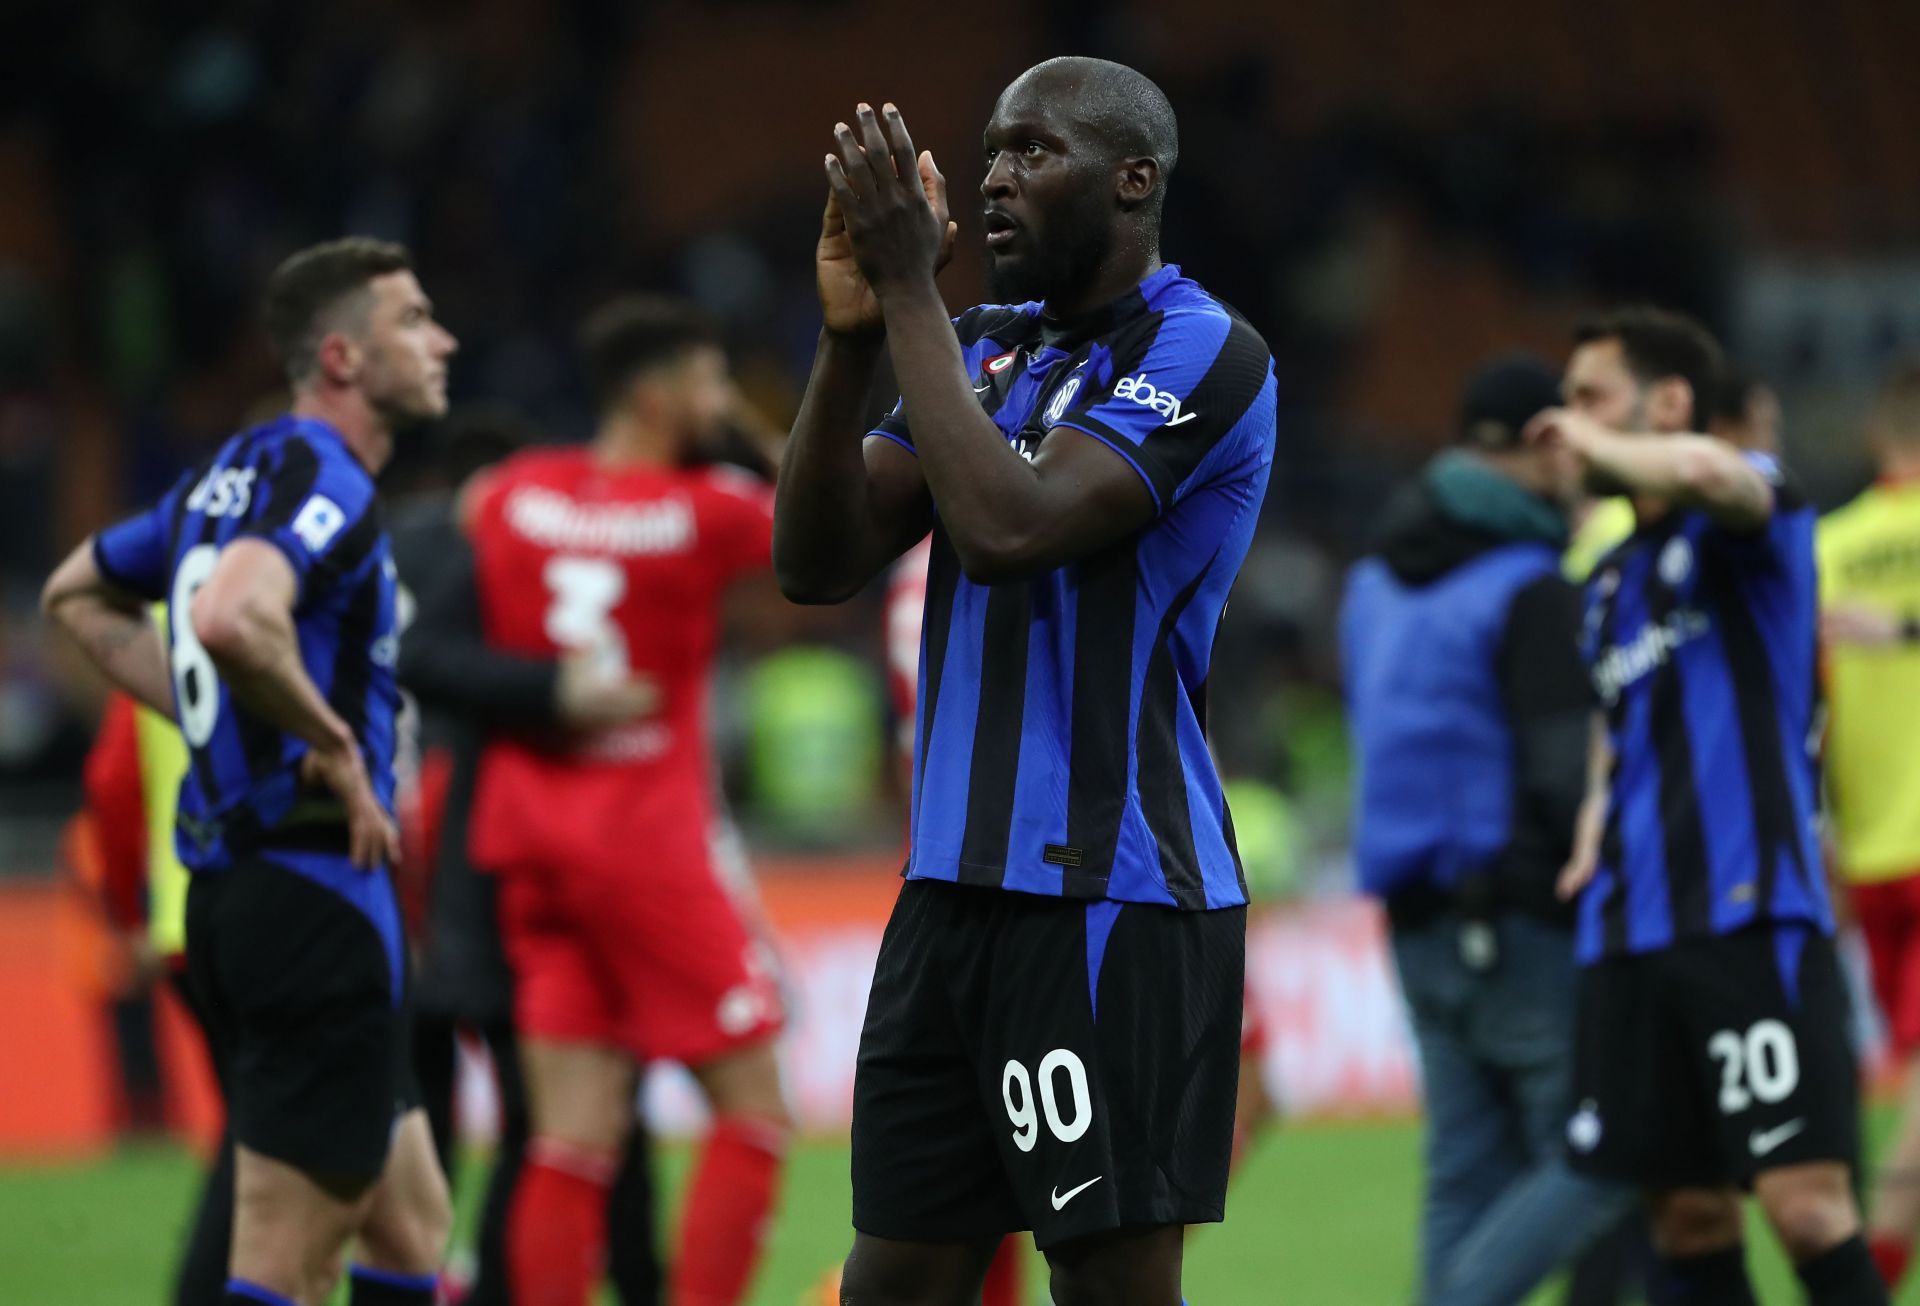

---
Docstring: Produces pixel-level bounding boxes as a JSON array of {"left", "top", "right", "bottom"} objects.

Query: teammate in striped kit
[
  {"left": 1543, "top": 307, "right": 1884, "bottom": 1306},
  {"left": 42, "top": 238, "right": 457, "bottom": 1306},
  {"left": 776, "top": 58, "right": 1276, "bottom": 1303}
]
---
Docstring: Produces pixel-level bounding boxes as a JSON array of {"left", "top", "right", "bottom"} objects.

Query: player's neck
[
  {"left": 592, "top": 413, "right": 676, "bottom": 470},
  {"left": 291, "top": 388, "right": 393, "bottom": 474},
  {"left": 1045, "top": 248, "right": 1162, "bottom": 321}
]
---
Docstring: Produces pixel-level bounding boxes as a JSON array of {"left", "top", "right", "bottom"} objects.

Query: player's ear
[
  {"left": 313, "top": 331, "right": 362, "bottom": 387},
  {"left": 1115, "top": 156, "right": 1159, "bottom": 211}
]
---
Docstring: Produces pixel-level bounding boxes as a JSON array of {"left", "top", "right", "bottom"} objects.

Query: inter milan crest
[
  {"left": 1659, "top": 537, "right": 1694, "bottom": 588},
  {"left": 1043, "top": 376, "right": 1082, "bottom": 428}
]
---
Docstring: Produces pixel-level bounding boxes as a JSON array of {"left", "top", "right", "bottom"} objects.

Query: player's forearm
[
  {"left": 401, "top": 636, "right": 559, "bottom": 727},
  {"left": 195, "top": 594, "right": 356, "bottom": 757},
  {"left": 774, "top": 331, "right": 892, "bottom": 602},
  {"left": 52, "top": 597, "right": 174, "bottom": 716},
  {"left": 880, "top": 283, "right": 1053, "bottom": 580},
  {"left": 399, "top": 559, "right": 562, "bottom": 727},
  {"left": 1575, "top": 430, "right": 1771, "bottom": 529},
  {"left": 1583, "top": 712, "right": 1613, "bottom": 810},
  {"left": 41, "top": 541, "right": 174, "bottom": 716}
]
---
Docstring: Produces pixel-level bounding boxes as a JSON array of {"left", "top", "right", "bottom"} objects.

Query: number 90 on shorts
[{"left": 1002, "top": 1049, "right": 1093, "bottom": 1152}]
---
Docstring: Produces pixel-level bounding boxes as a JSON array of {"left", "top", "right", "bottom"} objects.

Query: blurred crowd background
[{"left": 5, "top": 0, "right": 1920, "bottom": 889}]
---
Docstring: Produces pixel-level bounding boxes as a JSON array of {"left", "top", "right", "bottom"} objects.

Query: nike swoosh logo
[
  {"left": 1050, "top": 1176, "right": 1103, "bottom": 1210},
  {"left": 1749, "top": 1118, "right": 1806, "bottom": 1157},
  {"left": 973, "top": 383, "right": 992, "bottom": 393}
]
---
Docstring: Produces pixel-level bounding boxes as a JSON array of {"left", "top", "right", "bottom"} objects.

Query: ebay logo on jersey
[{"left": 1113, "top": 373, "right": 1198, "bottom": 427}]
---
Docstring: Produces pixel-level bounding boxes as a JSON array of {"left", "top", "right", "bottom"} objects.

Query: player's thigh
[
  {"left": 1751, "top": 1159, "right": 1862, "bottom": 1256},
  {"left": 495, "top": 860, "right": 624, "bottom": 1050},
  {"left": 1042, "top": 1223, "right": 1184, "bottom": 1306},
  {"left": 977, "top": 895, "right": 1245, "bottom": 1249},
  {"left": 839, "top": 1231, "right": 1005, "bottom": 1306},
  {"left": 520, "top": 1036, "right": 637, "bottom": 1153},
  {"left": 212, "top": 857, "right": 410, "bottom": 1186},
  {"left": 1565, "top": 952, "right": 1719, "bottom": 1188},
  {"left": 686, "top": 1033, "right": 789, "bottom": 1124},
  {"left": 852, "top": 881, "right": 1023, "bottom": 1247},
  {"left": 576, "top": 845, "right": 783, "bottom": 1064},
  {"left": 1676, "top": 925, "right": 1861, "bottom": 1184},
  {"left": 355, "top": 1108, "right": 453, "bottom": 1275},
  {"left": 231, "top": 1140, "right": 372, "bottom": 1297}
]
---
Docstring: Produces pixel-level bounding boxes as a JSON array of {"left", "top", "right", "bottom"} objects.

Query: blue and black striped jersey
[
  {"left": 92, "top": 415, "right": 401, "bottom": 891},
  {"left": 1575, "top": 452, "right": 1829, "bottom": 962},
  {"left": 874, "top": 264, "right": 1277, "bottom": 910}
]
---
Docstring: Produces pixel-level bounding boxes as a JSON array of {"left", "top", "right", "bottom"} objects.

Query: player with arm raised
[
  {"left": 1543, "top": 306, "right": 1885, "bottom": 1306},
  {"left": 41, "top": 237, "right": 458, "bottom": 1306},
  {"left": 776, "top": 58, "right": 1276, "bottom": 1305}
]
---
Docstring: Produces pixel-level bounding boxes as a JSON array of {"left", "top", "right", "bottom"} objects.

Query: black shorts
[
  {"left": 851, "top": 878, "right": 1245, "bottom": 1249},
  {"left": 1566, "top": 923, "right": 1859, "bottom": 1188},
  {"left": 185, "top": 853, "right": 416, "bottom": 1182}
]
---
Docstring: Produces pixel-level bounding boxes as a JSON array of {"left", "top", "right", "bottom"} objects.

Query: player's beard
[
  {"left": 1583, "top": 393, "right": 1651, "bottom": 498},
  {"left": 366, "top": 351, "right": 448, "bottom": 428},
  {"left": 984, "top": 184, "right": 1113, "bottom": 308}
]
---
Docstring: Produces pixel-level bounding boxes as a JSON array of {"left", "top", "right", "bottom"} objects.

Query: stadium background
[{"left": 3, "top": 1, "right": 1920, "bottom": 1301}]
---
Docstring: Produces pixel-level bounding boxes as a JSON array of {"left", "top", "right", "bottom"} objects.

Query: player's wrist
[
  {"left": 822, "top": 323, "right": 886, "bottom": 349},
  {"left": 870, "top": 270, "right": 941, "bottom": 308}
]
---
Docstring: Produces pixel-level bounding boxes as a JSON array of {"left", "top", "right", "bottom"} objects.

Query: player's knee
[
  {"left": 837, "top": 1240, "right": 970, "bottom": 1306},
  {"left": 1047, "top": 1258, "right": 1169, "bottom": 1306},
  {"left": 693, "top": 1038, "right": 791, "bottom": 1125},
  {"left": 362, "top": 1178, "right": 454, "bottom": 1274},
  {"left": 1651, "top": 1188, "right": 1744, "bottom": 1257},
  {"left": 1756, "top": 1170, "right": 1860, "bottom": 1262},
  {"left": 416, "top": 1178, "right": 456, "bottom": 1266}
]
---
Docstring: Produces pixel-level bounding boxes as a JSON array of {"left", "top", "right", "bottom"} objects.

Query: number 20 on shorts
[
  {"left": 1707, "top": 1019, "right": 1800, "bottom": 1115},
  {"left": 1002, "top": 1050, "right": 1093, "bottom": 1152}
]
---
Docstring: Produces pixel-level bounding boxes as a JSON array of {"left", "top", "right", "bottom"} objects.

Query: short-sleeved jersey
[
  {"left": 464, "top": 447, "right": 774, "bottom": 867},
  {"left": 1576, "top": 453, "right": 1828, "bottom": 962},
  {"left": 872, "top": 264, "right": 1277, "bottom": 910},
  {"left": 1817, "top": 478, "right": 1920, "bottom": 882},
  {"left": 91, "top": 416, "right": 401, "bottom": 888}
]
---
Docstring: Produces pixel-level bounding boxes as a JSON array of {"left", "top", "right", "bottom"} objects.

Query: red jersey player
[{"left": 465, "top": 298, "right": 788, "bottom": 1306}]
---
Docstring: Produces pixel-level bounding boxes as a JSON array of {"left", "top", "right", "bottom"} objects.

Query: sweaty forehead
[
  {"left": 1569, "top": 339, "right": 1630, "bottom": 386},
  {"left": 987, "top": 71, "right": 1088, "bottom": 140}
]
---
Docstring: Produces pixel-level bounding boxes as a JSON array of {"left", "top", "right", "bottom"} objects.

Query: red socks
[
  {"left": 671, "top": 1114, "right": 788, "bottom": 1306},
  {"left": 980, "top": 1236, "right": 1022, "bottom": 1306},
  {"left": 1870, "top": 1233, "right": 1911, "bottom": 1289},
  {"left": 509, "top": 1140, "right": 617, "bottom": 1306}
]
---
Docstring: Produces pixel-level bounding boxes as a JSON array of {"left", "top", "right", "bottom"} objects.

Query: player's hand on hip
[
  {"left": 302, "top": 741, "right": 400, "bottom": 871},
  {"left": 823, "top": 102, "right": 956, "bottom": 302},
  {"left": 556, "top": 650, "right": 658, "bottom": 730}
]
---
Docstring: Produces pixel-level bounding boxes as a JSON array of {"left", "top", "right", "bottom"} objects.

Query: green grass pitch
[{"left": 0, "top": 1116, "right": 1898, "bottom": 1303}]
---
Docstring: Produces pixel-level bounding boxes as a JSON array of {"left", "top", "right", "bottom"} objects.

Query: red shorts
[
  {"left": 1853, "top": 872, "right": 1920, "bottom": 1053},
  {"left": 496, "top": 817, "right": 784, "bottom": 1066}
]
